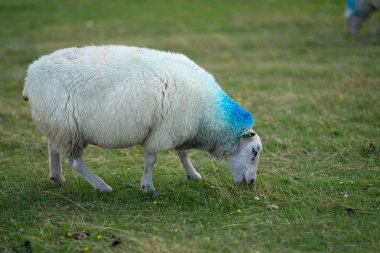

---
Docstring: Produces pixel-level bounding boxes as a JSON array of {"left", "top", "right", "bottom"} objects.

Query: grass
[{"left": 1, "top": 0, "right": 380, "bottom": 252}]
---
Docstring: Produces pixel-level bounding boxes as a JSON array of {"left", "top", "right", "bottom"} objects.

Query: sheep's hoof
[
  {"left": 141, "top": 183, "right": 156, "bottom": 194},
  {"left": 49, "top": 176, "right": 65, "bottom": 186},
  {"left": 187, "top": 172, "right": 202, "bottom": 181},
  {"left": 95, "top": 184, "right": 113, "bottom": 193}
]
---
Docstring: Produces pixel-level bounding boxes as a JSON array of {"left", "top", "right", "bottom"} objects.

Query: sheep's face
[{"left": 227, "top": 131, "right": 262, "bottom": 184}]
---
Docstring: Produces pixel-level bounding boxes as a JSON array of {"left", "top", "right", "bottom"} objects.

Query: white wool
[{"left": 23, "top": 45, "right": 245, "bottom": 158}]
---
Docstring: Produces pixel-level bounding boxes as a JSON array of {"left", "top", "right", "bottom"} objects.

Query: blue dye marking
[
  {"left": 218, "top": 92, "right": 254, "bottom": 133},
  {"left": 347, "top": 0, "right": 356, "bottom": 11},
  {"left": 347, "top": 0, "right": 369, "bottom": 18}
]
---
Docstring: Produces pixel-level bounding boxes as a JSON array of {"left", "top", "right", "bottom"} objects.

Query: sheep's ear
[{"left": 241, "top": 129, "right": 256, "bottom": 138}]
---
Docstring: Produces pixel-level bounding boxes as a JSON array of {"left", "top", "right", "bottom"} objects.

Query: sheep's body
[
  {"left": 24, "top": 46, "right": 253, "bottom": 159},
  {"left": 346, "top": 0, "right": 380, "bottom": 17},
  {"left": 23, "top": 46, "right": 260, "bottom": 192}
]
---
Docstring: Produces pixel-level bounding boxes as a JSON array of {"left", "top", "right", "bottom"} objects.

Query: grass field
[{"left": 1, "top": 0, "right": 380, "bottom": 252}]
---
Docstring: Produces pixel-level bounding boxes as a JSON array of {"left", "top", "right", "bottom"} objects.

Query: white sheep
[{"left": 23, "top": 45, "right": 262, "bottom": 193}]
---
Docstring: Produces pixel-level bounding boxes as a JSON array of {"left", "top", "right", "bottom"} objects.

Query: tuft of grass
[{"left": 1, "top": 0, "right": 380, "bottom": 252}]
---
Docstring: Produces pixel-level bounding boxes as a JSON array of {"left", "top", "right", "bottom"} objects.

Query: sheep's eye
[{"left": 243, "top": 132, "right": 256, "bottom": 138}]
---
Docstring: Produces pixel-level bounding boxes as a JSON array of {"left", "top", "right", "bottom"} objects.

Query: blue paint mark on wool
[
  {"left": 347, "top": 0, "right": 356, "bottom": 10},
  {"left": 218, "top": 92, "right": 254, "bottom": 133},
  {"left": 346, "top": 0, "right": 369, "bottom": 18}
]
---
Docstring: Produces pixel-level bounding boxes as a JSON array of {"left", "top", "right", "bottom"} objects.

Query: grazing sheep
[
  {"left": 23, "top": 46, "right": 262, "bottom": 193},
  {"left": 345, "top": 0, "right": 380, "bottom": 35}
]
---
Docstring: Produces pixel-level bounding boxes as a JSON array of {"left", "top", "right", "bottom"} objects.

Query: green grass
[{"left": 1, "top": 0, "right": 380, "bottom": 252}]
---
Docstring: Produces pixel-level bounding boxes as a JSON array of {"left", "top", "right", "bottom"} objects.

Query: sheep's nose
[
  {"left": 252, "top": 146, "right": 260, "bottom": 159},
  {"left": 247, "top": 178, "right": 255, "bottom": 185}
]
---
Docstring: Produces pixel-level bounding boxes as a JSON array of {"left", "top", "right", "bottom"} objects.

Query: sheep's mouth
[{"left": 235, "top": 174, "right": 255, "bottom": 185}]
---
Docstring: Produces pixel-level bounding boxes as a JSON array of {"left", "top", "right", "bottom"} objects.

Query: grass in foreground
[{"left": 0, "top": 0, "right": 380, "bottom": 252}]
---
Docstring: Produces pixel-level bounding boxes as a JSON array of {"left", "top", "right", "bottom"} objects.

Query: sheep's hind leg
[
  {"left": 177, "top": 150, "right": 202, "bottom": 180},
  {"left": 141, "top": 152, "right": 156, "bottom": 193},
  {"left": 70, "top": 155, "right": 112, "bottom": 192},
  {"left": 48, "top": 143, "right": 65, "bottom": 185}
]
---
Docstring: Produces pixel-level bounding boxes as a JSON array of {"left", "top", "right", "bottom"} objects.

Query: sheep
[
  {"left": 23, "top": 45, "right": 262, "bottom": 193},
  {"left": 345, "top": 0, "right": 380, "bottom": 35}
]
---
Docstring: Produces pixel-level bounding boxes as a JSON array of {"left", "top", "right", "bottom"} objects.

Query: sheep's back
[{"left": 24, "top": 46, "right": 220, "bottom": 154}]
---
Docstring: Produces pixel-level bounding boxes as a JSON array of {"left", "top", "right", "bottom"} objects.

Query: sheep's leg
[
  {"left": 375, "top": 18, "right": 380, "bottom": 36},
  {"left": 67, "top": 158, "right": 73, "bottom": 167},
  {"left": 141, "top": 152, "right": 156, "bottom": 193},
  {"left": 70, "top": 155, "right": 112, "bottom": 192},
  {"left": 48, "top": 143, "right": 65, "bottom": 185},
  {"left": 177, "top": 150, "right": 202, "bottom": 180}
]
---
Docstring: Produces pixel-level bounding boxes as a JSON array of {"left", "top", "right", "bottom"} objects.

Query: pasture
[{"left": 0, "top": 0, "right": 379, "bottom": 252}]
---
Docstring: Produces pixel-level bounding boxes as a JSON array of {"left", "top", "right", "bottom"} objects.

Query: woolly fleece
[{"left": 23, "top": 46, "right": 254, "bottom": 158}]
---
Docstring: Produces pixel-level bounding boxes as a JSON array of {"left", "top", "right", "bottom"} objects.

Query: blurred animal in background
[{"left": 345, "top": 0, "right": 380, "bottom": 35}]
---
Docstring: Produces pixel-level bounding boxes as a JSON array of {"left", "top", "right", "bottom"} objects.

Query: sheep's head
[{"left": 227, "top": 129, "right": 262, "bottom": 184}]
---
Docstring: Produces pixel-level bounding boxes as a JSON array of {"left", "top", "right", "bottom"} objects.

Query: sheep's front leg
[
  {"left": 48, "top": 143, "right": 65, "bottom": 185},
  {"left": 177, "top": 150, "right": 202, "bottom": 180},
  {"left": 141, "top": 152, "right": 156, "bottom": 193},
  {"left": 69, "top": 155, "right": 112, "bottom": 192}
]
